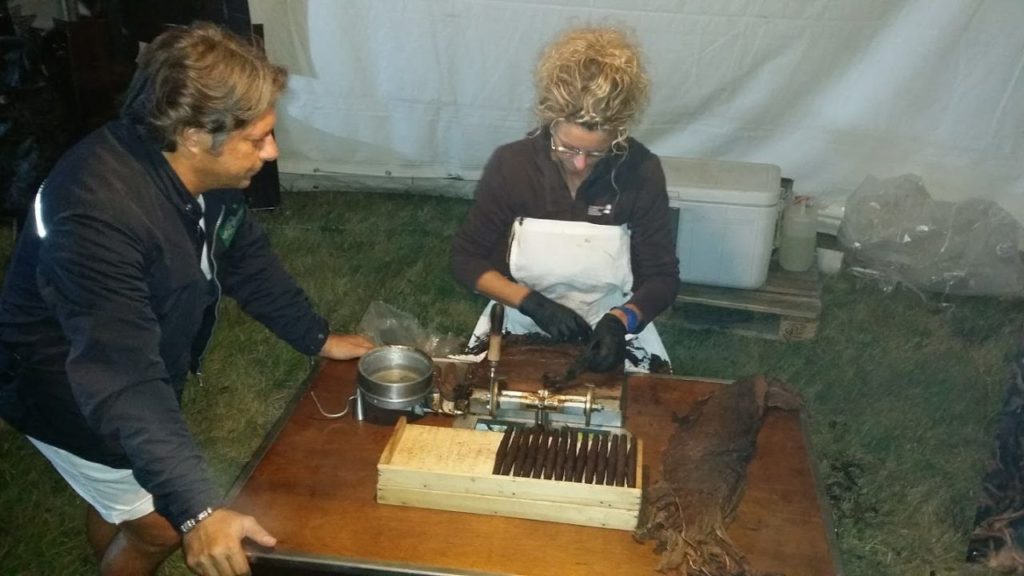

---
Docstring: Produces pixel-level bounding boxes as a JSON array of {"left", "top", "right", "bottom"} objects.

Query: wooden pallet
[{"left": 675, "top": 259, "right": 822, "bottom": 341}]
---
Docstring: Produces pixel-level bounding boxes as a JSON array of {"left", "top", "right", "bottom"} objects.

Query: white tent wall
[{"left": 251, "top": 0, "right": 1024, "bottom": 221}]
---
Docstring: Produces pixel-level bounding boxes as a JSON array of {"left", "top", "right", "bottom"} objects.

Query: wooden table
[{"left": 227, "top": 360, "right": 840, "bottom": 575}]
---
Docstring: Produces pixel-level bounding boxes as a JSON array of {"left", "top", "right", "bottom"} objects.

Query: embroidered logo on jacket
[{"left": 217, "top": 202, "right": 246, "bottom": 248}]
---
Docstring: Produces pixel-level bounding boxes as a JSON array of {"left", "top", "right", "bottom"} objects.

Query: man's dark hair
[{"left": 121, "top": 21, "right": 287, "bottom": 151}]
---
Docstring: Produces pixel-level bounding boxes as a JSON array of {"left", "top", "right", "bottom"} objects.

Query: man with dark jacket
[{"left": 0, "top": 22, "right": 373, "bottom": 576}]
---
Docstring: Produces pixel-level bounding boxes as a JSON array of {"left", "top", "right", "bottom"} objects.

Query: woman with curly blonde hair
[{"left": 452, "top": 26, "right": 679, "bottom": 374}]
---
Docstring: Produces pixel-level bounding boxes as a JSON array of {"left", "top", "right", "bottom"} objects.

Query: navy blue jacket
[{"left": 0, "top": 119, "right": 329, "bottom": 529}]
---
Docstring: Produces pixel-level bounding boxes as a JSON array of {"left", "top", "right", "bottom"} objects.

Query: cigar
[
  {"left": 607, "top": 434, "right": 620, "bottom": 486},
  {"left": 543, "top": 429, "right": 559, "bottom": 480},
  {"left": 595, "top": 434, "right": 608, "bottom": 485},
  {"left": 614, "top": 434, "right": 627, "bottom": 487},
  {"left": 519, "top": 426, "right": 541, "bottom": 478},
  {"left": 500, "top": 425, "right": 523, "bottom": 476},
  {"left": 626, "top": 435, "right": 638, "bottom": 488},
  {"left": 512, "top": 426, "right": 533, "bottom": 477},
  {"left": 532, "top": 428, "right": 550, "bottom": 479},
  {"left": 552, "top": 428, "right": 568, "bottom": 481},
  {"left": 574, "top": 432, "right": 590, "bottom": 483},
  {"left": 493, "top": 425, "right": 515, "bottom": 475},
  {"left": 564, "top": 428, "right": 578, "bottom": 482},
  {"left": 584, "top": 434, "right": 600, "bottom": 484}
]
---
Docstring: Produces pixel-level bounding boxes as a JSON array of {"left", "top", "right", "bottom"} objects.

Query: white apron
[{"left": 468, "top": 217, "right": 669, "bottom": 373}]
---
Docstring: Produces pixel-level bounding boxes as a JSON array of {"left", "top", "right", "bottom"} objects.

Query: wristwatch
[{"left": 179, "top": 506, "right": 216, "bottom": 534}]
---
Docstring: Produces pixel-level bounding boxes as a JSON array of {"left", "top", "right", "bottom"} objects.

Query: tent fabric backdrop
[{"left": 250, "top": 0, "right": 1024, "bottom": 221}]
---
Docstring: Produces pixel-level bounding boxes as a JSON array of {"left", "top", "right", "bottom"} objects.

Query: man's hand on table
[
  {"left": 182, "top": 508, "right": 276, "bottom": 576},
  {"left": 319, "top": 333, "right": 375, "bottom": 360}
]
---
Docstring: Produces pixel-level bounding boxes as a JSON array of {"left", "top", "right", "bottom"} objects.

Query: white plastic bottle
[{"left": 779, "top": 197, "right": 817, "bottom": 272}]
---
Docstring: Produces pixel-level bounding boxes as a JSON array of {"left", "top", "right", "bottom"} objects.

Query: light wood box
[{"left": 376, "top": 418, "right": 643, "bottom": 531}]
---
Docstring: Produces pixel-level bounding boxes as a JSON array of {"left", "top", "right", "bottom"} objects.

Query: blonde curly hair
[{"left": 535, "top": 26, "right": 650, "bottom": 147}]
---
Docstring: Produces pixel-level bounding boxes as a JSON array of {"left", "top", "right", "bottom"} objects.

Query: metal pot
[{"left": 357, "top": 345, "right": 434, "bottom": 410}]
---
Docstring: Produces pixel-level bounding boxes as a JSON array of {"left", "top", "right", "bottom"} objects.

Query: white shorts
[{"left": 28, "top": 436, "right": 155, "bottom": 525}]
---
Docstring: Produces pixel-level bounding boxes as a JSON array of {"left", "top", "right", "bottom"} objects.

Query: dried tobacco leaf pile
[{"left": 634, "top": 375, "right": 802, "bottom": 575}]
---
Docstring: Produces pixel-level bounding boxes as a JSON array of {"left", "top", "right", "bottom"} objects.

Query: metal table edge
[{"left": 250, "top": 550, "right": 508, "bottom": 576}]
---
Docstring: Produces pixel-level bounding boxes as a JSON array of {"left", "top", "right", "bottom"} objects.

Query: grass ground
[{"left": 0, "top": 189, "right": 1021, "bottom": 575}]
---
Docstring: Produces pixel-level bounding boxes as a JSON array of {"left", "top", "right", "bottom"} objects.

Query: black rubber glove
[
  {"left": 518, "top": 291, "right": 592, "bottom": 342},
  {"left": 586, "top": 313, "right": 628, "bottom": 372}
]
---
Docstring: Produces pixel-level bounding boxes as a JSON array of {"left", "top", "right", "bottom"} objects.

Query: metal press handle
[{"left": 487, "top": 303, "right": 505, "bottom": 363}]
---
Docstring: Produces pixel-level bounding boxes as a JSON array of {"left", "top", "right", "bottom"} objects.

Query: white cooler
[{"left": 662, "top": 156, "right": 782, "bottom": 289}]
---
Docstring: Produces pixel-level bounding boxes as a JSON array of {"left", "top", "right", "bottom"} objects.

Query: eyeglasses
[{"left": 550, "top": 133, "right": 611, "bottom": 160}]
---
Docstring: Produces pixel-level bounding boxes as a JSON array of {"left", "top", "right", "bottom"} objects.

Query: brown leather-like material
[{"left": 229, "top": 360, "right": 838, "bottom": 575}]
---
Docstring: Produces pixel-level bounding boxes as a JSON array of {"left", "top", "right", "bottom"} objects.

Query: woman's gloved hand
[
  {"left": 586, "top": 313, "right": 627, "bottom": 372},
  {"left": 518, "top": 291, "right": 592, "bottom": 341}
]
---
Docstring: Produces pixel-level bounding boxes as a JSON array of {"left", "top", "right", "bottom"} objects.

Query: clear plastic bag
[
  {"left": 838, "top": 174, "right": 1024, "bottom": 297},
  {"left": 356, "top": 301, "right": 465, "bottom": 357}
]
